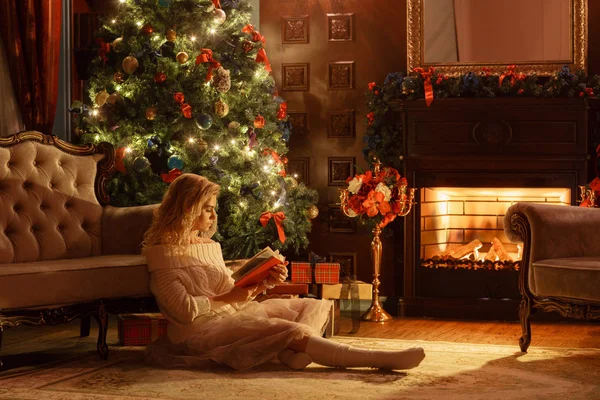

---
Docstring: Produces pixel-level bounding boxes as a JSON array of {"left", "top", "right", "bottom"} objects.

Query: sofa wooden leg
[
  {"left": 93, "top": 305, "right": 109, "bottom": 360},
  {"left": 0, "top": 325, "right": 3, "bottom": 369},
  {"left": 80, "top": 315, "right": 91, "bottom": 337},
  {"left": 518, "top": 296, "right": 532, "bottom": 352}
]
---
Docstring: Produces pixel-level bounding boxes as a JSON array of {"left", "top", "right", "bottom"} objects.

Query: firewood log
[
  {"left": 441, "top": 239, "right": 482, "bottom": 259},
  {"left": 491, "top": 237, "right": 513, "bottom": 261},
  {"left": 484, "top": 246, "right": 498, "bottom": 261}
]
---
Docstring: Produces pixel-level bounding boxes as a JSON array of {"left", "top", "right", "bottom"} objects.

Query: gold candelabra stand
[
  {"left": 578, "top": 185, "right": 597, "bottom": 207},
  {"left": 339, "top": 161, "right": 416, "bottom": 322}
]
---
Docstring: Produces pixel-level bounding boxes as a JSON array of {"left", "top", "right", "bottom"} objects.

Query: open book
[{"left": 231, "top": 247, "right": 285, "bottom": 288}]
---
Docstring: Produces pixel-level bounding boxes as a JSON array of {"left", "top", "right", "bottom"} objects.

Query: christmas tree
[{"left": 72, "top": 0, "right": 318, "bottom": 259}]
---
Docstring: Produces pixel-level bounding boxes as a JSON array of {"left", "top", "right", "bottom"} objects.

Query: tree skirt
[{"left": 1, "top": 337, "right": 598, "bottom": 400}]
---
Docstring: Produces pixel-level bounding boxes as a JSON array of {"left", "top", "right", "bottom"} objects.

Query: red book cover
[{"left": 231, "top": 247, "right": 285, "bottom": 288}]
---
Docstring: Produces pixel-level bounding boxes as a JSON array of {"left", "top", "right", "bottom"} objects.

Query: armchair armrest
[
  {"left": 101, "top": 204, "right": 159, "bottom": 255},
  {"left": 504, "top": 202, "right": 600, "bottom": 263}
]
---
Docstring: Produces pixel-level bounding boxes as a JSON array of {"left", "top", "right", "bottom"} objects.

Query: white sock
[
  {"left": 304, "top": 335, "right": 425, "bottom": 370},
  {"left": 278, "top": 349, "right": 313, "bottom": 370}
]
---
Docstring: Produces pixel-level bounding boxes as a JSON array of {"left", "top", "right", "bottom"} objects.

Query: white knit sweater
[{"left": 145, "top": 242, "right": 240, "bottom": 343}]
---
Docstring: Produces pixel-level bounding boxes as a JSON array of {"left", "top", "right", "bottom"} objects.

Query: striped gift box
[
  {"left": 118, "top": 313, "right": 168, "bottom": 346},
  {"left": 314, "top": 263, "right": 340, "bottom": 284}
]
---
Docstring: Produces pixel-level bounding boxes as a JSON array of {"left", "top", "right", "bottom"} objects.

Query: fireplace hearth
[{"left": 390, "top": 97, "right": 597, "bottom": 320}]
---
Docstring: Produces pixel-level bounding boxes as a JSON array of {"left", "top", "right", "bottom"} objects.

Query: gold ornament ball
[
  {"left": 122, "top": 56, "right": 139, "bottom": 74},
  {"left": 145, "top": 106, "right": 157, "bottom": 120},
  {"left": 95, "top": 90, "right": 109, "bottom": 107},
  {"left": 166, "top": 29, "right": 177, "bottom": 42},
  {"left": 213, "top": 8, "right": 227, "bottom": 25},
  {"left": 215, "top": 99, "right": 229, "bottom": 118},
  {"left": 111, "top": 37, "right": 125, "bottom": 52},
  {"left": 306, "top": 204, "right": 319, "bottom": 220},
  {"left": 197, "top": 138, "right": 209, "bottom": 152},
  {"left": 106, "top": 92, "right": 123, "bottom": 106},
  {"left": 176, "top": 51, "right": 189, "bottom": 64}
]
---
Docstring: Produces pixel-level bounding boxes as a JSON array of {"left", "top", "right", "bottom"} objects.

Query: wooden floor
[{"left": 337, "top": 317, "right": 600, "bottom": 348}]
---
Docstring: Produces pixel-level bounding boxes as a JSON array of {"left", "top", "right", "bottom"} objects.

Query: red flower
[
  {"left": 181, "top": 103, "right": 192, "bottom": 118},
  {"left": 154, "top": 72, "right": 167, "bottom": 84},
  {"left": 254, "top": 115, "right": 265, "bottom": 128},
  {"left": 174, "top": 92, "right": 185, "bottom": 104},
  {"left": 367, "top": 112, "right": 375, "bottom": 125},
  {"left": 277, "top": 102, "right": 287, "bottom": 120},
  {"left": 362, "top": 191, "right": 391, "bottom": 217},
  {"left": 436, "top": 76, "right": 443, "bottom": 85},
  {"left": 518, "top": 89, "right": 524, "bottom": 95},
  {"left": 368, "top": 82, "right": 377, "bottom": 91},
  {"left": 374, "top": 90, "right": 379, "bottom": 95}
]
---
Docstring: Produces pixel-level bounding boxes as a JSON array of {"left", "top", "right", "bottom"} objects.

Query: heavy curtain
[{"left": 0, "top": 0, "right": 62, "bottom": 135}]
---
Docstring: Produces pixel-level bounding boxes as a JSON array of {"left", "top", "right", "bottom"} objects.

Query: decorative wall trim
[
  {"left": 327, "top": 13, "right": 354, "bottom": 42},
  {"left": 287, "top": 157, "right": 310, "bottom": 186},
  {"left": 282, "top": 15, "right": 309, "bottom": 44},
  {"left": 328, "top": 204, "right": 357, "bottom": 233},
  {"left": 328, "top": 109, "right": 355, "bottom": 138},
  {"left": 328, "top": 61, "right": 354, "bottom": 90},
  {"left": 329, "top": 252, "right": 358, "bottom": 280},
  {"left": 288, "top": 112, "right": 308, "bottom": 137},
  {"left": 328, "top": 156, "right": 355, "bottom": 186},
  {"left": 282, "top": 63, "right": 310, "bottom": 91}
]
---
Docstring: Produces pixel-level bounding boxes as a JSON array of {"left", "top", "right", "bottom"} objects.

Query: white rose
[
  {"left": 375, "top": 182, "right": 392, "bottom": 202},
  {"left": 346, "top": 208, "right": 357, "bottom": 217},
  {"left": 348, "top": 177, "right": 362, "bottom": 194}
]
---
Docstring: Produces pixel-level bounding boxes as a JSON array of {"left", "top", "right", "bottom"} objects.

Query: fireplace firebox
[{"left": 391, "top": 97, "right": 598, "bottom": 320}]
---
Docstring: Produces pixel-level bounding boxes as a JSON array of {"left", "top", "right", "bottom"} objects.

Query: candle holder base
[{"left": 361, "top": 303, "right": 393, "bottom": 322}]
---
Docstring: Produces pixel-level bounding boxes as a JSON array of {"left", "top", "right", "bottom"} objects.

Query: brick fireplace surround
[{"left": 391, "top": 97, "right": 598, "bottom": 320}]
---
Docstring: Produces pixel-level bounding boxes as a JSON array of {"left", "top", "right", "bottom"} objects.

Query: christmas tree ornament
[
  {"left": 133, "top": 156, "right": 151, "bottom": 173},
  {"left": 196, "top": 113, "right": 213, "bottom": 130},
  {"left": 228, "top": 121, "right": 241, "bottom": 133},
  {"left": 213, "top": 8, "right": 227, "bottom": 25},
  {"left": 254, "top": 115, "right": 265, "bottom": 129},
  {"left": 176, "top": 51, "right": 189, "bottom": 64},
  {"left": 215, "top": 99, "right": 229, "bottom": 117},
  {"left": 154, "top": 71, "right": 167, "bottom": 84},
  {"left": 240, "top": 125, "right": 249, "bottom": 134},
  {"left": 306, "top": 204, "right": 319, "bottom": 220},
  {"left": 106, "top": 92, "right": 123, "bottom": 106},
  {"left": 242, "top": 40, "right": 253, "bottom": 53},
  {"left": 145, "top": 106, "right": 157, "bottom": 120},
  {"left": 113, "top": 71, "right": 125, "bottom": 83},
  {"left": 95, "top": 90, "right": 109, "bottom": 107},
  {"left": 111, "top": 37, "right": 125, "bottom": 52},
  {"left": 167, "top": 154, "right": 184, "bottom": 170},
  {"left": 166, "top": 28, "right": 177, "bottom": 42},
  {"left": 122, "top": 56, "right": 139, "bottom": 74},
  {"left": 212, "top": 66, "right": 231, "bottom": 93},
  {"left": 197, "top": 138, "right": 209, "bottom": 152},
  {"left": 142, "top": 23, "right": 154, "bottom": 36}
]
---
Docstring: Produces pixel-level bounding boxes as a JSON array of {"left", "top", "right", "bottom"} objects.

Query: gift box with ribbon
[
  {"left": 291, "top": 252, "right": 340, "bottom": 284},
  {"left": 118, "top": 313, "right": 168, "bottom": 346}
]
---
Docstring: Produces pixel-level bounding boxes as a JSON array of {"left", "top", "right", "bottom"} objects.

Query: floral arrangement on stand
[
  {"left": 364, "top": 65, "right": 600, "bottom": 170},
  {"left": 340, "top": 162, "right": 415, "bottom": 229}
]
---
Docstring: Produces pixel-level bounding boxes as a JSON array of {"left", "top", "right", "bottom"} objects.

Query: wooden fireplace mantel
[{"left": 391, "top": 97, "right": 599, "bottom": 319}]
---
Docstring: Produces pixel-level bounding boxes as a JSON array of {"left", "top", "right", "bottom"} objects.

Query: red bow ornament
[
  {"left": 96, "top": 38, "right": 111, "bottom": 64},
  {"left": 242, "top": 25, "right": 272, "bottom": 72},
  {"left": 260, "top": 211, "right": 286, "bottom": 243},
  {"left": 499, "top": 65, "right": 516, "bottom": 87},
  {"left": 413, "top": 67, "right": 435, "bottom": 107},
  {"left": 195, "top": 48, "right": 221, "bottom": 82}
]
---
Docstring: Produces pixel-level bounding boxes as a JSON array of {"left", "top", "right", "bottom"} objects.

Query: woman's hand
[
  {"left": 214, "top": 285, "right": 257, "bottom": 304},
  {"left": 266, "top": 262, "right": 289, "bottom": 286}
]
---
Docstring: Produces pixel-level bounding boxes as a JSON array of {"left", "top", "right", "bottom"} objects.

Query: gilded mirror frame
[{"left": 407, "top": 0, "right": 588, "bottom": 76}]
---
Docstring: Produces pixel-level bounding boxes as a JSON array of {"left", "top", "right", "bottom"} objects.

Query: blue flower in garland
[
  {"left": 279, "top": 120, "right": 292, "bottom": 142},
  {"left": 462, "top": 72, "right": 479, "bottom": 91},
  {"left": 559, "top": 65, "right": 574, "bottom": 80}
]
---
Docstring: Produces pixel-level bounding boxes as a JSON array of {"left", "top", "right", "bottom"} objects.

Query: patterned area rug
[{"left": 1, "top": 337, "right": 599, "bottom": 400}]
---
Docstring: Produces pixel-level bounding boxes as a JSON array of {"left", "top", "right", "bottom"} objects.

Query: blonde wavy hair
[{"left": 142, "top": 173, "right": 220, "bottom": 250}]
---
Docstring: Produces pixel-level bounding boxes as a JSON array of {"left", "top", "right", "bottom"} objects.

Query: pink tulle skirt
[{"left": 145, "top": 297, "right": 333, "bottom": 371}]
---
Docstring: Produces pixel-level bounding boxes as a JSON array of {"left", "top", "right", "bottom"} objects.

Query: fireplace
[{"left": 391, "top": 97, "right": 597, "bottom": 319}]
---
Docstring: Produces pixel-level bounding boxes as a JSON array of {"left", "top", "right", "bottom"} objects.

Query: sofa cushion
[
  {"left": 531, "top": 257, "right": 600, "bottom": 302},
  {"left": 0, "top": 140, "right": 104, "bottom": 263},
  {"left": 0, "top": 255, "right": 151, "bottom": 309}
]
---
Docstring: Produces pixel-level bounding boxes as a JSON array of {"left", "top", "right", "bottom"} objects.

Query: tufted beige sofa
[
  {"left": 504, "top": 202, "right": 600, "bottom": 352},
  {"left": 0, "top": 131, "right": 159, "bottom": 367}
]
